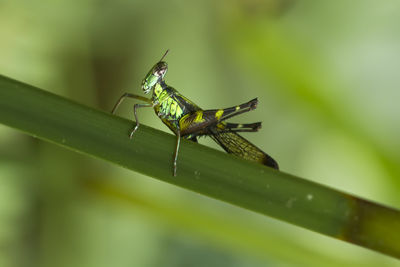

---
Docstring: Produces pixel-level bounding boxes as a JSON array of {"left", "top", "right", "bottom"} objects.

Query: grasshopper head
[
  {"left": 141, "top": 61, "right": 167, "bottom": 94},
  {"left": 141, "top": 50, "right": 169, "bottom": 94}
]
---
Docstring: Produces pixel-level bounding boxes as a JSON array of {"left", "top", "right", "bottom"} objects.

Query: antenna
[{"left": 160, "top": 49, "right": 170, "bottom": 62}]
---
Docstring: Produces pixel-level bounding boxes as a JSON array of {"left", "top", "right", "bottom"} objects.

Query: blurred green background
[{"left": 1, "top": 0, "right": 400, "bottom": 266}]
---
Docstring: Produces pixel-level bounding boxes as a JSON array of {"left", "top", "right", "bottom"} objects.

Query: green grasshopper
[{"left": 112, "top": 50, "right": 278, "bottom": 176}]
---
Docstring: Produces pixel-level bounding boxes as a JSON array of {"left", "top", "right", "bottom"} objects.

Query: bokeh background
[{"left": 1, "top": 0, "right": 400, "bottom": 266}]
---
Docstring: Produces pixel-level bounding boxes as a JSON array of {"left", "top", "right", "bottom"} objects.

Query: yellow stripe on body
[
  {"left": 179, "top": 110, "right": 205, "bottom": 131},
  {"left": 170, "top": 101, "right": 177, "bottom": 116},
  {"left": 215, "top": 109, "right": 224, "bottom": 120},
  {"left": 216, "top": 122, "right": 226, "bottom": 130},
  {"left": 194, "top": 111, "right": 205, "bottom": 123},
  {"left": 153, "top": 83, "right": 163, "bottom": 97}
]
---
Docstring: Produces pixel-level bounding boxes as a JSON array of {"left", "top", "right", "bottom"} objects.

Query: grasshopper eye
[{"left": 153, "top": 62, "right": 168, "bottom": 78}]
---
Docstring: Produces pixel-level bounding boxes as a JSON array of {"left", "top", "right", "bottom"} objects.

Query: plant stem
[{"left": 0, "top": 75, "right": 399, "bottom": 258}]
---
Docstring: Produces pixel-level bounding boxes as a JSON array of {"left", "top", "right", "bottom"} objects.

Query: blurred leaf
[
  {"left": 87, "top": 179, "right": 389, "bottom": 266},
  {"left": 224, "top": 16, "right": 400, "bottom": 196}
]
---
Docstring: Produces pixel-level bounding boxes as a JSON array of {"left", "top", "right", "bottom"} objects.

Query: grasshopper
[{"left": 112, "top": 50, "right": 278, "bottom": 176}]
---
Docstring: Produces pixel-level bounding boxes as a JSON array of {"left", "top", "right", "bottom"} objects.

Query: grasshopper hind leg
[{"left": 220, "top": 122, "right": 261, "bottom": 133}]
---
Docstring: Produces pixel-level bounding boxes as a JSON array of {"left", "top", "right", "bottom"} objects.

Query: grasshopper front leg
[
  {"left": 129, "top": 103, "right": 154, "bottom": 139},
  {"left": 111, "top": 92, "right": 154, "bottom": 138},
  {"left": 111, "top": 92, "right": 152, "bottom": 114}
]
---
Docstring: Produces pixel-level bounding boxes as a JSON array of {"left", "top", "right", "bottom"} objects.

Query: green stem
[{"left": 0, "top": 75, "right": 399, "bottom": 258}]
